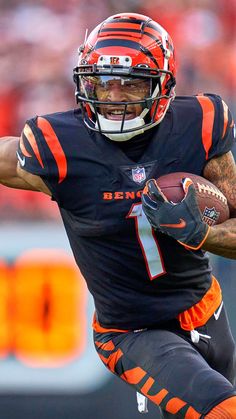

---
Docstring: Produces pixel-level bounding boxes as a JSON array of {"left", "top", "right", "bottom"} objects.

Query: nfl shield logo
[
  {"left": 202, "top": 207, "right": 220, "bottom": 226},
  {"left": 132, "top": 167, "right": 146, "bottom": 184}
]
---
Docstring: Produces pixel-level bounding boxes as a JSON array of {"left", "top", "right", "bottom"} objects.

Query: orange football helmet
[{"left": 73, "top": 12, "right": 176, "bottom": 141}]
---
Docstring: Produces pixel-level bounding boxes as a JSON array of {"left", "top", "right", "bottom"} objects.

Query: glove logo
[{"left": 160, "top": 218, "right": 186, "bottom": 229}]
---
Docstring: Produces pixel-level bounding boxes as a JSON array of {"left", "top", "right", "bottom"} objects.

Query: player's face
[{"left": 81, "top": 76, "right": 151, "bottom": 120}]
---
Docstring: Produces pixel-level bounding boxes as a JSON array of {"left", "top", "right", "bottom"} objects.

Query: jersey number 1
[{"left": 127, "top": 203, "right": 166, "bottom": 280}]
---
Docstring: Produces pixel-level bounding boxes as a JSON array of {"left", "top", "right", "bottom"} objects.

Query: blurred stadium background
[{"left": 0, "top": 0, "right": 235, "bottom": 418}]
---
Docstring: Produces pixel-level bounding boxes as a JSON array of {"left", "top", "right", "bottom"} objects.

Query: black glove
[{"left": 141, "top": 177, "right": 210, "bottom": 250}]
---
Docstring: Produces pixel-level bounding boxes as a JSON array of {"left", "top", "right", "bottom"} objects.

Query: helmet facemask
[{"left": 74, "top": 64, "right": 175, "bottom": 141}]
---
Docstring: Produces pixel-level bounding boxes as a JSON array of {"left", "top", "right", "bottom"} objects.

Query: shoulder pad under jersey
[
  {"left": 195, "top": 93, "right": 235, "bottom": 160},
  {"left": 17, "top": 115, "right": 68, "bottom": 196}
]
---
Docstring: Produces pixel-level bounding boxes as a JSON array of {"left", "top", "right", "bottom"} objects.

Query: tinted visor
[{"left": 80, "top": 75, "right": 152, "bottom": 101}]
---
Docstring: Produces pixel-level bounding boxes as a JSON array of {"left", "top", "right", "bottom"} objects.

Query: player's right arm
[{"left": 0, "top": 136, "right": 51, "bottom": 195}]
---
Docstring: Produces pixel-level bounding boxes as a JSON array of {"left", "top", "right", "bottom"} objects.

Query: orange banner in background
[
  {"left": 0, "top": 259, "right": 11, "bottom": 359},
  {"left": 0, "top": 249, "right": 88, "bottom": 368}
]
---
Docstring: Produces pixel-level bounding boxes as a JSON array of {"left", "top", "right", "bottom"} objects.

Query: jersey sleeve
[
  {"left": 17, "top": 116, "right": 68, "bottom": 200},
  {"left": 197, "top": 94, "right": 235, "bottom": 160}
]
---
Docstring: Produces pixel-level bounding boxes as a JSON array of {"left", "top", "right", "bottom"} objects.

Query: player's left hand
[{"left": 141, "top": 178, "right": 210, "bottom": 250}]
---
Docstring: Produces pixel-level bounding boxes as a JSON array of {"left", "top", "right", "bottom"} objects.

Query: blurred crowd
[{"left": 0, "top": 0, "right": 235, "bottom": 221}]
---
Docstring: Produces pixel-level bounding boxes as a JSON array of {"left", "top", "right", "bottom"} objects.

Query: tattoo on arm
[
  {"left": 202, "top": 152, "right": 236, "bottom": 258},
  {"left": 203, "top": 218, "right": 236, "bottom": 258},
  {"left": 203, "top": 152, "right": 236, "bottom": 217}
]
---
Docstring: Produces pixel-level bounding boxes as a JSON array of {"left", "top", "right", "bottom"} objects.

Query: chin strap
[
  {"left": 93, "top": 96, "right": 173, "bottom": 142},
  {"left": 95, "top": 113, "right": 145, "bottom": 141}
]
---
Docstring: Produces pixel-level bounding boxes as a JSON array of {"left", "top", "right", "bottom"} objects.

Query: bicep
[
  {"left": 203, "top": 151, "right": 236, "bottom": 217},
  {"left": 17, "top": 164, "right": 51, "bottom": 195}
]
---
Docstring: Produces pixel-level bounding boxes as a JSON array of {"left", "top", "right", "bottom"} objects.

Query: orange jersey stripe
[
  {"left": 95, "top": 339, "right": 115, "bottom": 351},
  {"left": 92, "top": 313, "right": 129, "bottom": 333},
  {"left": 185, "top": 406, "right": 201, "bottom": 418},
  {"left": 141, "top": 377, "right": 155, "bottom": 394},
  {"left": 196, "top": 96, "right": 215, "bottom": 160},
  {"left": 222, "top": 100, "right": 229, "bottom": 139},
  {"left": 107, "top": 348, "right": 123, "bottom": 373},
  {"left": 37, "top": 117, "right": 67, "bottom": 183},
  {"left": 205, "top": 397, "right": 236, "bottom": 418},
  {"left": 165, "top": 397, "right": 187, "bottom": 415},
  {"left": 148, "top": 389, "right": 168, "bottom": 405},
  {"left": 120, "top": 367, "right": 146, "bottom": 385},
  {"left": 178, "top": 276, "right": 222, "bottom": 331},
  {"left": 98, "top": 348, "right": 123, "bottom": 373},
  {"left": 19, "top": 134, "right": 32, "bottom": 158},
  {"left": 98, "top": 353, "right": 109, "bottom": 365},
  {"left": 23, "top": 124, "right": 44, "bottom": 168}
]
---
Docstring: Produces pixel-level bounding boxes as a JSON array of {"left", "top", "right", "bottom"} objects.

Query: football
[{"left": 156, "top": 172, "right": 230, "bottom": 226}]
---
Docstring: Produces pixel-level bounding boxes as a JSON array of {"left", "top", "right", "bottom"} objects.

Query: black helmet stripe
[
  {"left": 96, "top": 38, "right": 140, "bottom": 50},
  {"left": 101, "top": 28, "right": 140, "bottom": 34},
  {"left": 106, "top": 18, "right": 145, "bottom": 25},
  {"left": 100, "top": 27, "right": 158, "bottom": 42},
  {"left": 95, "top": 39, "right": 159, "bottom": 66},
  {"left": 146, "top": 22, "right": 174, "bottom": 53}
]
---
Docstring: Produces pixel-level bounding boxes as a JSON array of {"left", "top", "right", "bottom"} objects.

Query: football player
[{"left": 1, "top": 12, "right": 236, "bottom": 418}]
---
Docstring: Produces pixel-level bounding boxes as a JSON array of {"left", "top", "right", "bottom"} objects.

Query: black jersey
[{"left": 17, "top": 94, "right": 235, "bottom": 329}]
